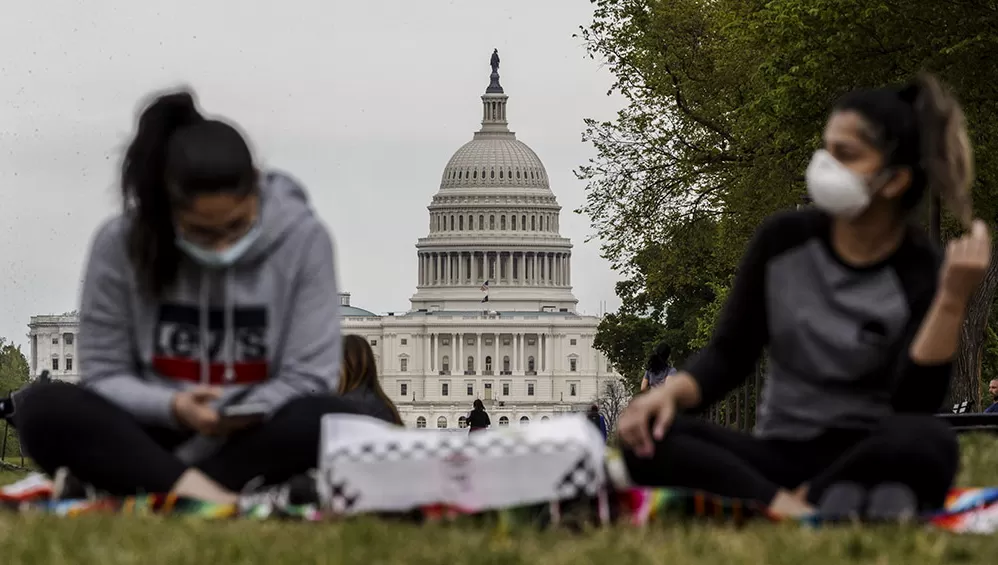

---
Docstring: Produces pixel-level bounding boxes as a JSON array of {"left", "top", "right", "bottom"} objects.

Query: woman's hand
[
  {"left": 171, "top": 386, "right": 222, "bottom": 435},
  {"left": 617, "top": 385, "right": 678, "bottom": 458},
  {"left": 939, "top": 220, "right": 992, "bottom": 308}
]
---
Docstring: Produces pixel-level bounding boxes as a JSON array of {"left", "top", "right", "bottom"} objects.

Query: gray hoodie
[{"left": 78, "top": 171, "right": 341, "bottom": 430}]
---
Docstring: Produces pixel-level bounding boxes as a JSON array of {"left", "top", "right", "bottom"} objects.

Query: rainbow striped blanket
[{"left": 3, "top": 473, "right": 998, "bottom": 534}]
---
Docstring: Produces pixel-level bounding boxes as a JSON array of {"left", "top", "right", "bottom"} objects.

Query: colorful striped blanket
[{"left": 4, "top": 473, "right": 998, "bottom": 533}]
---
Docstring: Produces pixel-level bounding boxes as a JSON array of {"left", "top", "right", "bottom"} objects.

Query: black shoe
[
  {"left": 865, "top": 482, "right": 917, "bottom": 523},
  {"left": 51, "top": 467, "right": 99, "bottom": 501},
  {"left": 238, "top": 472, "right": 319, "bottom": 515},
  {"left": 816, "top": 481, "right": 866, "bottom": 523}
]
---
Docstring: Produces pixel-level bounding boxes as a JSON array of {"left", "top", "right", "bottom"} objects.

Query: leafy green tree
[
  {"left": 0, "top": 338, "right": 29, "bottom": 460},
  {"left": 579, "top": 0, "right": 998, "bottom": 408}
]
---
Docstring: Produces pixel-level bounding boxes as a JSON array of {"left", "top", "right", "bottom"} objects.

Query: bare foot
[
  {"left": 793, "top": 483, "right": 810, "bottom": 502},
  {"left": 769, "top": 489, "right": 816, "bottom": 519}
]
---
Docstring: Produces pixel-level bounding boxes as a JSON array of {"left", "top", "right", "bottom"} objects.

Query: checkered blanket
[{"left": 4, "top": 473, "right": 998, "bottom": 534}]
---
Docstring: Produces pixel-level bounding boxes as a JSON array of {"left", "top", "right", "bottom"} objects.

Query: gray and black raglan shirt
[{"left": 685, "top": 209, "right": 952, "bottom": 440}]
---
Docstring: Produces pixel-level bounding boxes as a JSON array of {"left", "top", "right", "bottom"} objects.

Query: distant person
[
  {"left": 640, "top": 342, "right": 677, "bottom": 391},
  {"left": 467, "top": 399, "right": 491, "bottom": 433},
  {"left": 587, "top": 404, "right": 608, "bottom": 442},
  {"left": 13, "top": 88, "right": 366, "bottom": 507},
  {"left": 985, "top": 379, "right": 998, "bottom": 413},
  {"left": 339, "top": 335, "right": 404, "bottom": 426}
]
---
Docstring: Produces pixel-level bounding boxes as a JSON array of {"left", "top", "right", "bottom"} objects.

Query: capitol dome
[
  {"left": 439, "top": 138, "right": 549, "bottom": 190},
  {"left": 410, "top": 50, "right": 577, "bottom": 313}
]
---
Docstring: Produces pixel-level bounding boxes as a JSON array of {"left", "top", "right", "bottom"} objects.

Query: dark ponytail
[
  {"left": 121, "top": 89, "right": 256, "bottom": 296},
  {"left": 905, "top": 73, "right": 975, "bottom": 229}
]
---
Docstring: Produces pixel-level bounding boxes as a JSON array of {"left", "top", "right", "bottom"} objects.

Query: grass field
[{"left": 1, "top": 435, "right": 997, "bottom": 564}]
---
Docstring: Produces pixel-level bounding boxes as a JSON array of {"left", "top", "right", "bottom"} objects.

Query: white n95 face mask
[{"left": 805, "top": 149, "right": 878, "bottom": 219}]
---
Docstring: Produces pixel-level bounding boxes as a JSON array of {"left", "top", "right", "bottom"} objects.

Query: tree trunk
[{"left": 948, "top": 255, "right": 998, "bottom": 411}]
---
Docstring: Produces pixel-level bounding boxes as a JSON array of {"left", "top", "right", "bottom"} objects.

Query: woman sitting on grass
[
  {"left": 13, "top": 88, "right": 385, "bottom": 507},
  {"left": 617, "top": 73, "right": 989, "bottom": 521},
  {"left": 339, "top": 335, "right": 403, "bottom": 426}
]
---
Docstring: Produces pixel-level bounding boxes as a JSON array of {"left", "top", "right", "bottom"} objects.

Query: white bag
[{"left": 317, "top": 414, "right": 607, "bottom": 515}]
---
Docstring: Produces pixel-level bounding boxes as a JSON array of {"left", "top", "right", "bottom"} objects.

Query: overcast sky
[{"left": 0, "top": 0, "right": 625, "bottom": 350}]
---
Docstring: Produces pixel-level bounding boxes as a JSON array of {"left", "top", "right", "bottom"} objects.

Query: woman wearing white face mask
[
  {"left": 615, "top": 73, "right": 990, "bottom": 521},
  {"left": 12, "top": 89, "right": 385, "bottom": 509}
]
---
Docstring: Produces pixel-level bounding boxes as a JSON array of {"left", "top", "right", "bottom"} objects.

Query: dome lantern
[{"left": 480, "top": 49, "right": 510, "bottom": 135}]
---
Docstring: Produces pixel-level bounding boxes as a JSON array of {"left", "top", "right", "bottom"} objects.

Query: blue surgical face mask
[{"left": 176, "top": 223, "right": 262, "bottom": 269}]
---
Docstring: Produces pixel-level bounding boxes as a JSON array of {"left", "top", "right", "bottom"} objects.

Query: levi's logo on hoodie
[{"left": 152, "top": 303, "right": 269, "bottom": 385}]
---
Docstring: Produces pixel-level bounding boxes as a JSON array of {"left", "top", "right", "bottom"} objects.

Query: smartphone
[{"left": 220, "top": 403, "right": 269, "bottom": 420}]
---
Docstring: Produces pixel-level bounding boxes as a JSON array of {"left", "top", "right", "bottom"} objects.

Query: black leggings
[
  {"left": 13, "top": 382, "right": 375, "bottom": 495},
  {"left": 622, "top": 414, "right": 959, "bottom": 511}
]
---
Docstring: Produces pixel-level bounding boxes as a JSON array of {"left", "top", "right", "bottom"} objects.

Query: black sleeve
[
  {"left": 484, "top": 413, "right": 491, "bottom": 426},
  {"left": 889, "top": 236, "right": 952, "bottom": 413},
  {"left": 683, "top": 210, "right": 818, "bottom": 408}
]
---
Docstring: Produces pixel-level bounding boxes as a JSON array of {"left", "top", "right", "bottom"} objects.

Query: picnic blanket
[{"left": 4, "top": 473, "right": 998, "bottom": 533}]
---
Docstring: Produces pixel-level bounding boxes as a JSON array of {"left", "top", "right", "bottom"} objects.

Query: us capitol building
[{"left": 28, "top": 51, "right": 620, "bottom": 429}]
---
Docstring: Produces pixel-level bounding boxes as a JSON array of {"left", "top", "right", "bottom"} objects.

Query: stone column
[
  {"left": 540, "top": 334, "right": 545, "bottom": 371},
  {"left": 504, "top": 253, "right": 511, "bottom": 284},
  {"left": 451, "top": 333, "right": 457, "bottom": 373},
  {"left": 476, "top": 333, "right": 482, "bottom": 374},
  {"left": 520, "top": 334, "right": 527, "bottom": 373},
  {"left": 424, "top": 332, "right": 431, "bottom": 372},
  {"left": 567, "top": 255, "right": 571, "bottom": 286},
  {"left": 513, "top": 333, "right": 519, "bottom": 373},
  {"left": 548, "top": 333, "right": 555, "bottom": 375},
  {"left": 458, "top": 332, "right": 464, "bottom": 373},
  {"left": 494, "top": 334, "right": 500, "bottom": 374},
  {"left": 532, "top": 253, "right": 538, "bottom": 285}
]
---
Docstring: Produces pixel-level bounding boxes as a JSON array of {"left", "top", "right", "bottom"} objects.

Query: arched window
[
  {"left": 416, "top": 417, "right": 427, "bottom": 429},
  {"left": 459, "top": 216, "right": 463, "bottom": 230},
  {"left": 531, "top": 216, "right": 536, "bottom": 231},
  {"left": 485, "top": 356, "right": 493, "bottom": 371},
  {"left": 479, "top": 215, "right": 484, "bottom": 230},
  {"left": 521, "top": 215, "right": 526, "bottom": 229},
  {"left": 527, "top": 356, "right": 535, "bottom": 372},
  {"left": 467, "top": 356, "right": 475, "bottom": 372},
  {"left": 501, "top": 216, "right": 506, "bottom": 230},
  {"left": 442, "top": 355, "right": 450, "bottom": 373},
  {"left": 541, "top": 416, "right": 550, "bottom": 422},
  {"left": 546, "top": 216, "right": 550, "bottom": 231},
  {"left": 437, "top": 416, "right": 447, "bottom": 429},
  {"left": 512, "top": 216, "right": 517, "bottom": 230},
  {"left": 459, "top": 416, "right": 468, "bottom": 428},
  {"left": 450, "top": 215, "right": 455, "bottom": 230},
  {"left": 519, "top": 416, "right": 530, "bottom": 426},
  {"left": 499, "top": 169, "right": 504, "bottom": 179},
  {"left": 499, "top": 416, "right": 510, "bottom": 426},
  {"left": 490, "top": 215, "right": 496, "bottom": 230},
  {"left": 468, "top": 214, "right": 473, "bottom": 229},
  {"left": 503, "top": 356, "right": 510, "bottom": 372},
  {"left": 473, "top": 170, "right": 478, "bottom": 179},
  {"left": 437, "top": 216, "right": 441, "bottom": 231}
]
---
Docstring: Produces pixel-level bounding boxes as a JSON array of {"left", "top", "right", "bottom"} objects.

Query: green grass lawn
[{"left": 0, "top": 435, "right": 997, "bottom": 564}]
